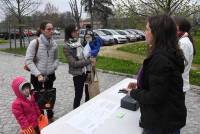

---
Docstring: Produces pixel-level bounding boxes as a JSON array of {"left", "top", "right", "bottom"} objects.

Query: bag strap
[
  {"left": 34, "top": 38, "right": 39, "bottom": 58},
  {"left": 92, "top": 67, "right": 98, "bottom": 81}
]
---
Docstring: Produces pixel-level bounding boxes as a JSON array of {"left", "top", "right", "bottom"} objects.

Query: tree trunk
[
  {"left": 89, "top": 0, "right": 94, "bottom": 28},
  {"left": 19, "top": 19, "right": 23, "bottom": 48},
  {"left": 17, "top": 0, "right": 23, "bottom": 48}
]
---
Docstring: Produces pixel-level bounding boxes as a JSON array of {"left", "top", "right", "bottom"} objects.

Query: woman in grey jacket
[
  {"left": 64, "top": 24, "right": 93, "bottom": 109},
  {"left": 25, "top": 22, "right": 59, "bottom": 122}
]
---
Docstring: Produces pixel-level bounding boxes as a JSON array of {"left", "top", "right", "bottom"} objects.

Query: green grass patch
[
  {"left": 96, "top": 56, "right": 141, "bottom": 75},
  {"left": 117, "top": 42, "right": 147, "bottom": 56},
  {"left": 0, "top": 39, "right": 8, "bottom": 44},
  {"left": 0, "top": 46, "right": 68, "bottom": 63},
  {"left": 1, "top": 47, "right": 26, "bottom": 55},
  {"left": 118, "top": 36, "right": 200, "bottom": 65},
  {"left": 190, "top": 70, "right": 200, "bottom": 86},
  {"left": 58, "top": 45, "right": 68, "bottom": 63},
  {"left": 193, "top": 36, "right": 200, "bottom": 64}
]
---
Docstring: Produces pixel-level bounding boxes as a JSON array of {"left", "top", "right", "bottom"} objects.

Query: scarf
[
  {"left": 40, "top": 34, "right": 54, "bottom": 48},
  {"left": 177, "top": 32, "right": 188, "bottom": 39},
  {"left": 67, "top": 38, "right": 84, "bottom": 59}
]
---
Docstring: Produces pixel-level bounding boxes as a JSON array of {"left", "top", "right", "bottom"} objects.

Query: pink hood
[
  {"left": 12, "top": 76, "right": 29, "bottom": 100},
  {"left": 11, "top": 76, "right": 40, "bottom": 129}
]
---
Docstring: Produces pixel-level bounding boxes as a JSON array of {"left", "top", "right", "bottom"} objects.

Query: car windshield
[
  {"left": 109, "top": 30, "right": 120, "bottom": 35},
  {"left": 94, "top": 30, "right": 107, "bottom": 36},
  {"left": 117, "top": 31, "right": 127, "bottom": 35},
  {"left": 127, "top": 30, "right": 137, "bottom": 35},
  {"left": 136, "top": 30, "right": 144, "bottom": 34}
]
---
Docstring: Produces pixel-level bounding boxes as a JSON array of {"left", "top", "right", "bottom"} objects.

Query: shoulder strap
[{"left": 34, "top": 38, "right": 39, "bottom": 58}]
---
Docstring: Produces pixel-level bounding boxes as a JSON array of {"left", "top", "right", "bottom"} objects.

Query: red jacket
[{"left": 11, "top": 76, "right": 40, "bottom": 129}]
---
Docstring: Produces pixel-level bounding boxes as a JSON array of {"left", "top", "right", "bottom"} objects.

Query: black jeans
[
  {"left": 73, "top": 73, "right": 89, "bottom": 109},
  {"left": 31, "top": 73, "right": 56, "bottom": 119}
]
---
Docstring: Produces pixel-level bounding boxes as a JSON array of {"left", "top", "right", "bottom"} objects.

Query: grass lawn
[
  {"left": 116, "top": 37, "right": 200, "bottom": 86},
  {"left": 1, "top": 47, "right": 26, "bottom": 55},
  {"left": 0, "top": 39, "right": 8, "bottom": 44},
  {"left": 96, "top": 56, "right": 141, "bottom": 75},
  {"left": 117, "top": 42, "right": 147, "bottom": 56},
  {"left": 193, "top": 36, "right": 200, "bottom": 64},
  {"left": 118, "top": 36, "right": 200, "bottom": 65},
  {"left": 190, "top": 70, "right": 200, "bottom": 86},
  {"left": 1, "top": 46, "right": 69, "bottom": 63}
]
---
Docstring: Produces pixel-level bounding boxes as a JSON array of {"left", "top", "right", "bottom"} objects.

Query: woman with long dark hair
[
  {"left": 173, "top": 16, "right": 195, "bottom": 92},
  {"left": 64, "top": 24, "right": 94, "bottom": 109},
  {"left": 126, "top": 15, "right": 186, "bottom": 134}
]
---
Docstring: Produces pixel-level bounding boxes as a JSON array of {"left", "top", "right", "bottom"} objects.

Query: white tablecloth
[{"left": 42, "top": 78, "right": 142, "bottom": 134}]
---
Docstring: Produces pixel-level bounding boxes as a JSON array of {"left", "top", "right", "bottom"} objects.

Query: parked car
[
  {"left": 93, "top": 30, "right": 115, "bottom": 46},
  {"left": 24, "top": 30, "right": 33, "bottom": 36},
  {"left": 115, "top": 30, "right": 137, "bottom": 42},
  {"left": 98, "top": 29, "right": 127, "bottom": 44},
  {"left": 130, "top": 29, "right": 145, "bottom": 40},
  {"left": 53, "top": 29, "right": 61, "bottom": 35},
  {"left": 30, "top": 29, "right": 37, "bottom": 36},
  {"left": 125, "top": 29, "right": 142, "bottom": 41}
]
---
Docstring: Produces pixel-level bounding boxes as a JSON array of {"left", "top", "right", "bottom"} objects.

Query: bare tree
[
  {"left": 43, "top": 3, "right": 62, "bottom": 29},
  {"left": 119, "top": 0, "right": 200, "bottom": 17},
  {"left": 69, "top": 0, "right": 82, "bottom": 28},
  {"left": 44, "top": 2, "right": 59, "bottom": 15},
  {"left": 0, "top": 0, "right": 41, "bottom": 48}
]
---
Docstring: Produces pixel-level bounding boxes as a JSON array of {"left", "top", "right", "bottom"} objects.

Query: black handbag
[{"left": 34, "top": 88, "right": 56, "bottom": 110}]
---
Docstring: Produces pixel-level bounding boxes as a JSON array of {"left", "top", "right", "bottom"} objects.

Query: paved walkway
[{"left": 0, "top": 52, "right": 199, "bottom": 134}]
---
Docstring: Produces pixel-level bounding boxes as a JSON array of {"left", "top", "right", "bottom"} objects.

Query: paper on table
[{"left": 66, "top": 99, "right": 120, "bottom": 134}]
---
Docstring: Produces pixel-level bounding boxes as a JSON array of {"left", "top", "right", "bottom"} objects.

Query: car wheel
[{"left": 114, "top": 39, "right": 118, "bottom": 44}]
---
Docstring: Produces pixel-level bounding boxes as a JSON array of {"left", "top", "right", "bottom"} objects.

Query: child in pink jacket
[{"left": 11, "top": 76, "right": 41, "bottom": 134}]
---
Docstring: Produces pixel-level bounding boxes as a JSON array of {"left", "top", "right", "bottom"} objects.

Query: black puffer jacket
[{"left": 130, "top": 48, "right": 186, "bottom": 132}]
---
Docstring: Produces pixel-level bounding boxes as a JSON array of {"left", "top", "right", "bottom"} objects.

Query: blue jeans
[{"left": 143, "top": 128, "right": 180, "bottom": 134}]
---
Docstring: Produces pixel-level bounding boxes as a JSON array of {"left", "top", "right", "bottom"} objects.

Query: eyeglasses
[{"left": 46, "top": 28, "right": 54, "bottom": 31}]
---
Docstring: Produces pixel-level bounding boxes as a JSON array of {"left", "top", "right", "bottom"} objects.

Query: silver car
[
  {"left": 93, "top": 30, "right": 115, "bottom": 45},
  {"left": 115, "top": 30, "right": 137, "bottom": 42},
  {"left": 98, "top": 29, "right": 127, "bottom": 44}
]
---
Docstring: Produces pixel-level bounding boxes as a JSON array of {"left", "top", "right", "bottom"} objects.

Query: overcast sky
[
  {"left": 0, "top": 0, "right": 87, "bottom": 21},
  {"left": 39, "top": 0, "right": 71, "bottom": 13}
]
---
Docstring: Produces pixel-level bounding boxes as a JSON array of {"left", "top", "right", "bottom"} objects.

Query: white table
[{"left": 41, "top": 78, "right": 142, "bottom": 134}]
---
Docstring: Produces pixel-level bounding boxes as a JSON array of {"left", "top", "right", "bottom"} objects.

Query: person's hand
[
  {"left": 126, "top": 88, "right": 134, "bottom": 96},
  {"left": 38, "top": 74, "right": 44, "bottom": 82},
  {"left": 90, "top": 57, "right": 96, "bottom": 66},
  {"left": 127, "top": 82, "right": 137, "bottom": 89},
  {"left": 20, "top": 126, "right": 35, "bottom": 134}
]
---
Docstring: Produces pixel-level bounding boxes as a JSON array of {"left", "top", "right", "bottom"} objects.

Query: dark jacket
[
  {"left": 64, "top": 40, "right": 91, "bottom": 76},
  {"left": 130, "top": 48, "right": 186, "bottom": 132}
]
